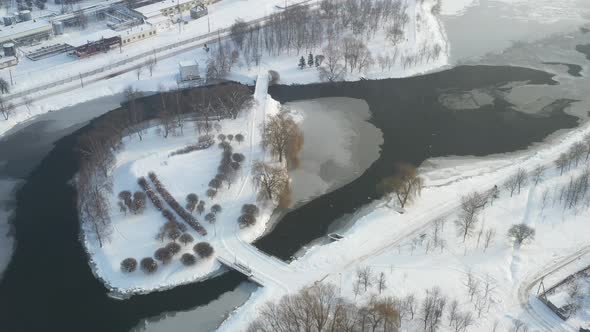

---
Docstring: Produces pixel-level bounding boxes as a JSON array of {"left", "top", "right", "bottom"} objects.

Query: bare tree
[
  {"left": 447, "top": 299, "right": 459, "bottom": 327},
  {"left": 135, "top": 65, "right": 143, "bottom": 80},
  {"left": 356, "top": 266, "right": 374, "bottom": 292},
  {"left": 483, "top": 228, "right": 496, "bottom": 251},
  {"left": 555, "top": 153, "right": 569, "bottom": 175},
  {"left": 249, "top": 282, "right": 399, "bottom": 332},
  {"left": 0, "top": 78, "right": 10, "bottom": 94},
  {"left": 507, "top": 224, "right": 535, "bottom": 246},
  {"left": 420, "top": 287, "right": 447, "bottom": 332},
  {"left": 505, "top": 168, "right": 528, "bottom": 197},
  {"left": 230, "top": 19, "right": 249, "bottom": 49},
  {"left": 318, "top": 43, "right": 346, "bottom": 82},
  {"left": 569, "top": 142, "right": 586, "bottom": 167},
  {"left": 377, "top": 271, "right": 387, "bottom": 294},
  {"left": 531, "top": 165, "right": 546, "bottom": 186},
  {"left": 377, "top": 163, "right": 424, "bottom": 209},
  {"left": 465, "top": 271, "right": 480, "bottom": 302},
  {"left": 510, "top": 319, "right": 528, "bottom": 332},
  {"left": 123, "top": 86, "right": 146, "bottom": 141},
  {"left": 0, "top": 96, "right": 14, "bottom": 120},
  {"left": 452, "top": 311, "right": 474, "bottom": 332},
  {"left": 147, "top": 57, "right": 157, "bottom": 77},
  {"left": 402, "top": 294, "right": 417, "bottom": 320},
  {"left": 261, "top": 109, "right": 304, "bottom": 166},
  {"left": 252, "top": 161, "right": 289, "bottom": 202},
  {"left": 455, "top": 191, "right": 487, "bottom": 242}
]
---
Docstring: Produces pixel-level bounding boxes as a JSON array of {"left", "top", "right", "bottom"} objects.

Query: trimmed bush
[
  {"left": 133, "top": 191, "right": 147, "bottom": 211},
  {"left": 186, "top": 193, "right": 199, "bottom": 204},
  {"left": 241, "top": 204, "right": 260, "bottom": 217},
  {"left": 118, "top": 191, "right": 132, "bottom": 208},
  {"left": 218, "top": 141, "right": 232, "bottom": 152},
  {"left": 166, "top": 242, "right": 182, "bottom": 255},
  {"left": 197, "top": 201, "right": 206, "bottom": 215},
  {"left": 168, "top": 227, "right": 182, "bottom": 242},
  {"left": 211, "top": 204, "right": 222, "bottom": 214},
  {"left": 232, "top": 153, "right": 245, "bottom": 163},
  {"left": 141, "top": 257, "right": 158, "bottom": 274},
  {"left": 118, "top": 190, "right": 132, "bottom": 201},
  {"left": 205, "top": 213, "right": 216, "bottom": 224},
  {"left": 209, "top": 178, "right": 222, "bottom": 189},
  {"left": 206, "top": 189, "right": 217, "bottom": 199},
  {"left": 181, "top": 253, "right": 197, "bottom": 266},
  {"left": 154, "top": 247, "right": 172, "bottom": 264},
  {"left": 194, "top": 242, "right": 214, "bottom": 258},
  {"left": 179, "top": 233, "right": 194, "bottom": 246},
  {"left": 120, "top": 258, "right": 137, "bottom": 273},
  {"left": 238, "top": 213, "right": 257, "bottom": 227}
]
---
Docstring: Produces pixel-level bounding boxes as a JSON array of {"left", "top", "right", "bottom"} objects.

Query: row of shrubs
[
  {"left": 137, "top": 177, "right": 165, "bottom": 211},
  {"left": 205, "top": 140, "right": 246, "bottom": 201},
  {"left": 137, "top": 177, "right": 187, "bottom": 241},
  {"left": 238, "top": 204, "right": 259, "bottom": 228},
  {"left": 218, "top": 133, "right": 245, "bottom": 144},
  {"left": 148, "top": 172, "right": 207, "bottom": 236},
  {"left": 169, "top": 135, "right": 215, "bottom": 157},
  {"left": 120, "top": 241, "right": 215, "bottom": 274}
]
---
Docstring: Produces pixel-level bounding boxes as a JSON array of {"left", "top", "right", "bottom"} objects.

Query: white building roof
[
  {"left": 179, "top": 60, "right": 198, "bottom": 67},
  {"left": 66, "top": 29, "right": 119, "bottom": 48},
  {"left": 134, "top": 0, "right": 197, "bottom": 18},
  {"left": 0, "top": 20, "right": 52, "bottom": 43},
  {"left": 0, "top": 56, "right": 17, "bottom": 64},
  {"left": 146, "top": 15, "right": 171, "bottom": 25},
  {"left": 120, "top": 23, "right": 155, "bottom": 35}
]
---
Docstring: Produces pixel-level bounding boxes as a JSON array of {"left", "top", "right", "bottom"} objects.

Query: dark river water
[{"left": 0, "top": 65, "right": 578, "bottom": 332}]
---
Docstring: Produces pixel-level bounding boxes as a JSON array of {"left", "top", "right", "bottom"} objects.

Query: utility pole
[
  {"left": 207, "top": 12, "right": 210, "bottom": 33},
  {"left": 79, "top": 73, "right": 83, "bottom": 87},
  {"left": 8, "top": 69, "right": 13, "bottom": 86}
]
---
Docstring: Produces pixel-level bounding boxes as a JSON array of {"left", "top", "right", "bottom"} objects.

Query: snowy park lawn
[{"left": 84, "top": 78, "right": 282, "bottom": 295}]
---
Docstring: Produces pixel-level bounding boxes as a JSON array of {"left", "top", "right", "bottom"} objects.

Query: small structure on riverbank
[{"left": 179, "top": 60, "right": 201, "bottom": 81}]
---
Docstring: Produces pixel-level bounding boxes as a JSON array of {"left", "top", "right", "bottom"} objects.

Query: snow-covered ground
[
  {"left": 218, "top": 104, "right": 590, "bottom": 331},
  {"left": 545, "top": 268, "right": 590, "bottom": 329}
]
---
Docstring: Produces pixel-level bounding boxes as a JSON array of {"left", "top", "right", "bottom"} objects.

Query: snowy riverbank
[{"left": 218, "top": 97, "right": 590, "bottom": 332}]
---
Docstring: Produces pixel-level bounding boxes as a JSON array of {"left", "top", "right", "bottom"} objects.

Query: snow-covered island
[
  {"left": 79, "top": 73, "right": 292, "bottom": 295},
  {"left": 70, "top": 0, "right": 448, "bottom": 296}
]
